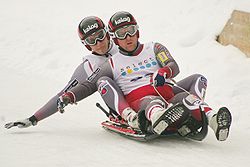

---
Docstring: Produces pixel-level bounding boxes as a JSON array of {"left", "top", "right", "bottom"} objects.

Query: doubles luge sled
[{"left": 97, "top": 103, "right": 208, "bottom": 142}]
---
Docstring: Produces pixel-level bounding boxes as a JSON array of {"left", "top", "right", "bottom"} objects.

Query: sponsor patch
[
  {"left": 186, "top": 94, "right": 202, "bottom": 105},
  {"left": 83, "top": 23, "right": 98, "bottom": 33},
  {"left": 119, "top": 58, "right": 157, "bottom": 76},
  {"left": 156, "top": 51, "right": 169, "bottom": 65},
  {"left": 87, "top": 68, "right": 100, "bottom": 82},
  {"left": 98, "top": 81, "right": 108, "bottom": 95},
  {"left": 200, "top": 76, "right": 207, "bottom": 87},
  {"left": 114, "top": 17, "right": 131, "bottom": 25},
  {"left": 64, "top": 79, "right": 79, "bottom": 92}
]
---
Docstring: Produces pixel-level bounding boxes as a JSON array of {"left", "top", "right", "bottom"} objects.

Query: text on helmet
[
  {"left": 114, "top": 17, "right": 131, "bottom": 25},
  {"left": 83, "top": 23, "right": 99, "bottom": 34}
]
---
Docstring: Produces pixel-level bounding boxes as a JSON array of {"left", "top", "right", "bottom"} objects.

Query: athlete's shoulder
[
  {"left": 152, "top": 41, "right": 166, "bottom": 49},
  {"left": 150, "top": 41, "right": 170, "bottom": 54},
  {"left": 144, "top": 41, "right": 154, "bottom": 47},
  {"left": 143, "top": 41, "right": 158, "bottom": 50},
  {"left": 82, "top": 53, "right": 95, "bottom": 62},
  {"left": 83, "top": 53, "right": 109, "bottom": 62}
]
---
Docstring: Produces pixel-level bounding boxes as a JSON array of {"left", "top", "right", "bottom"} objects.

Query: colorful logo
[
  {"left": 120, "top": 57, "right": 158, "bottom": 76},
  {"left": 200, "top": 76, "right": 207, "bottom": 87},
  {"left": 98, "top": 81, "right": 108, "bottom": 95}
]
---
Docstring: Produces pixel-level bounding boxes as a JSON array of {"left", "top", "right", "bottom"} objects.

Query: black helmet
[
  {"left": 78, "top": 16, "right": 109, "bottom": 50},
  {"left": 108, "top": 11, "right": 139, "bottom": 44}
]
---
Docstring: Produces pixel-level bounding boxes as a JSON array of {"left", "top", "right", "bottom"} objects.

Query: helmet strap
[{"left": 85, "top": 44, "right": 92, "bottom": 51}]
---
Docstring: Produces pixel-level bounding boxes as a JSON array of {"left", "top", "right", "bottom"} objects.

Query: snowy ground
[{"left": 1, "top": 0, "right": 250, "bottom": 166}]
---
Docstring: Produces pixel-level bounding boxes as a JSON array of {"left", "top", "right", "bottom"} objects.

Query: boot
[
  {"left": 151, "top": 103, "right": 189, "bottom": 135},
  {"left": 122, "top": 107, "right": 140, "bottom": 129},
  {"left": 209, "top": 107, "right": 232, "bottom": 141}
]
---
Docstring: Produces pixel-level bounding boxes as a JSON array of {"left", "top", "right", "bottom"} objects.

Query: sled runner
[{"left": 97, "top": 103, "right": 208, "bottom": 142}]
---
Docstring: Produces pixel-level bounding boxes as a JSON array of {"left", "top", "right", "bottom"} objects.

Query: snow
[{"left": 1, "top": 0, "right": 250, "bottom": 166}]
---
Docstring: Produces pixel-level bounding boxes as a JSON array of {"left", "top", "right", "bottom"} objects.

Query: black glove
[{"left": 151, "top": 66, "right": 172, "bottom": 87}]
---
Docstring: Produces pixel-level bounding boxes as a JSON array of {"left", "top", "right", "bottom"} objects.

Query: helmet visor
[
  {"left": 114, "top": 25, "right": 138, "bottom": 40},
  {"left": 84, "top": 29, "right": 107, "bottom": 46}
]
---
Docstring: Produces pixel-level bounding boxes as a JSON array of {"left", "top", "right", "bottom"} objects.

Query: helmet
[
  {"left": 108, "top": 11, "right": 139, "bottom": 45},
  {"left": 78, "top": 16, "right": 109, "bottom": 51}
]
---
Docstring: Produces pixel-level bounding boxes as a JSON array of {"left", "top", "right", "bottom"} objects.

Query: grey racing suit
[{"left": 33, "top": 42, "right": 118, "bottom": 122}]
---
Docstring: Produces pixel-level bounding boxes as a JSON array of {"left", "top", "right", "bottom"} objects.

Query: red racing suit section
[{"left": 125, "top": 84, "right": 174, "bottom": 111}]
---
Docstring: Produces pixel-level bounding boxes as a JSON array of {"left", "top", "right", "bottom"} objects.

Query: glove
[
  {"left": 5, "top": 115, "right": 38, "bottom": 129},
  {"left": 151, "top": 66, "right": 172, "bottom": 87},
  {"left": 57, "top": 91, "right": 76, "bottom": 113},
  {"left": 122, "top": 108, "right": 140, "bottom": 129}
]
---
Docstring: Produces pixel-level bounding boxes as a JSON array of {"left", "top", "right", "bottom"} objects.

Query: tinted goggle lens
[
  {"left": 114, "top": 25, "right": 138, "bottom": 39},
  {"left": 84, "top": 29, "right": 106, "bottom": 46}
]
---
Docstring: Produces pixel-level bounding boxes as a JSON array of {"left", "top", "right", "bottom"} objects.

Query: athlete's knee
[
  {"left": 143, "top": 97, "right": 166, "bottom": 112},
  {"left": 191, "top": 74, "right": 207, "bottom": 100},
  {"left": 192, "top": 74, "right": 207, "bottom": 86},
  {"left": 97, "top": 76, "right": 113, "bottom": 85},
  {"left": 97, "top": 77, "right": 113, "bottom": 96},
  {"left": 170, "top": 92, "right": 189, "bottom": 104},
  {"left": 97, "top": 76, "right": 116, "bottom": 90},
  {"left": 182, "top": 94, "right": 212, "bottom": 121},
  {"left": 190, "top": 74, "right": 206, "bottom": 82},
  {"left": 141, "top": 97, "right": 169, "bottom": 122}
]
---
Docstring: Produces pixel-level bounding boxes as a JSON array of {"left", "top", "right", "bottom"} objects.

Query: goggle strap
[{"left": 109, "top": 32, "right": 116, "bottom": 38}]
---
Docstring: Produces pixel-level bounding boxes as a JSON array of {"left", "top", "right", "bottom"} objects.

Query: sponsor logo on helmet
[
  {"left": 114, "top": 17, "right": 131, "bottom": 25},
  {"left": 83, "top": 23, "right": 99, "bottom": 34}
]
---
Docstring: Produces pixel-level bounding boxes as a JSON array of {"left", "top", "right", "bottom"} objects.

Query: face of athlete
[
  {"left": 117, "top": 35, "right": 138, "bottom": 52},
  {"left": 84, "top": 28, "right": 110, "bottom": 55},
  {"left": 115, "top": 25, "right": 138, "bottom": 52},
  {"left": 89, "top": 36, "right": 109, "bottom": 55}
]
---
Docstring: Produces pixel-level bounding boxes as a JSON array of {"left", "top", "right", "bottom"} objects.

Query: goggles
[
  {"left": 84, "top": 29, "right": 107, "bottom": 46},
  {"left": 113, "top": 24, "right": 138, "bottom": 40}
]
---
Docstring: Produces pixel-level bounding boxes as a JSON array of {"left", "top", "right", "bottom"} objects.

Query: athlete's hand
[
  {"left": 57, "top": 92, "right": 76, "bottom": 113},
  {"left": 5, "top": 116, "right": 38, "bottom": 129},
  {"left": 151, "top": 66, "right": 172, "bottom": 87}
]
